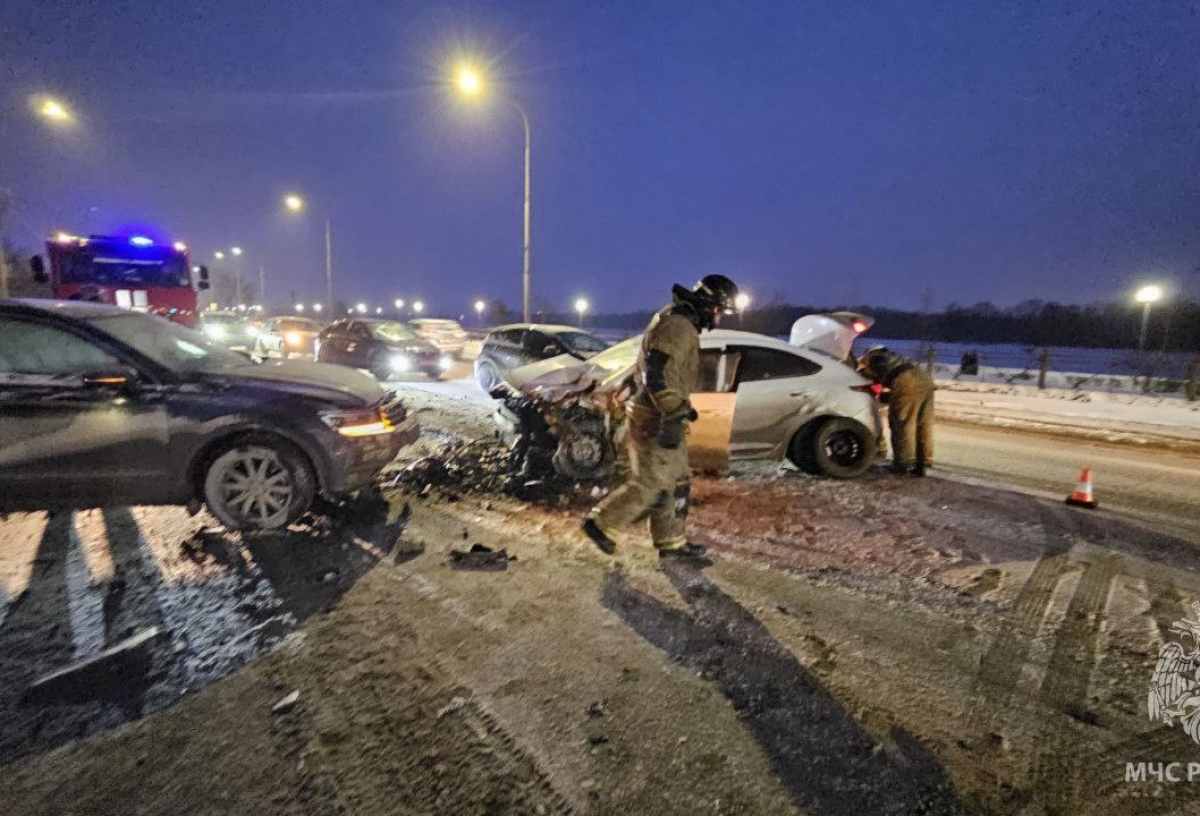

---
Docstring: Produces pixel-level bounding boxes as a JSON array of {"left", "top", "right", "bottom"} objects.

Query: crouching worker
[
  {"left": 582, "top": 275, "right": 740, "bottom": 559},
  {"left": 858, "top": 346, "right": 934, "bottom": 476}
]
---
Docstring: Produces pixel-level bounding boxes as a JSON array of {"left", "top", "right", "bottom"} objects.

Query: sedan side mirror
[{"left": 30, "top": 255, "right": 48, "bottom": 284}]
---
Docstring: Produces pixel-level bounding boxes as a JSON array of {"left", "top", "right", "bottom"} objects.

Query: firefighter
[
  {"left": 858, "top": 346, "right": 934, "bottom": 476},
  {"left": 582, "top": 274, "right": 740, "bottom": 559}
]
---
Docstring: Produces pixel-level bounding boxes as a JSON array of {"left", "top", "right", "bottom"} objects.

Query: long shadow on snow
[{"left": 602, "top": 561, "right": 967, "bottom": 816}]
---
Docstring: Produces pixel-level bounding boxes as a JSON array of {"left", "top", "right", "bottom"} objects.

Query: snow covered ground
[{"left": 934, "top": 379, "right": 1200, "bottom": 446}]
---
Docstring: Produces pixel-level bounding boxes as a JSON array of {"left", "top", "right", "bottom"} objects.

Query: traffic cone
[{"left": 1065, "top": 467, "right": 1098, "bottom": 509}]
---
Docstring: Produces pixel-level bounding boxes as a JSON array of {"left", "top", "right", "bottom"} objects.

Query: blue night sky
[{"left": 2, "top": 0, "right": 1198, "bottom": 315}]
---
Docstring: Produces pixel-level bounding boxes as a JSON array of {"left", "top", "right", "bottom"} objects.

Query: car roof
[
  {"left": 490, "top": 323, "right": 590, "bottom": 335},
  {"left": 0, "top": 298, "right": 128, "bottom": 320},
  {"left": 411, "top": 318, "right": 458, "bottom": 324},
  {"left": 701, "top": 328, "right": 799, "bottom": 352}
]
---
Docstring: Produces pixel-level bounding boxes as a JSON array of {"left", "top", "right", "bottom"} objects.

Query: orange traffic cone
[{"left": 1065, "top": 467, "right": 1097, "bottom": 509}]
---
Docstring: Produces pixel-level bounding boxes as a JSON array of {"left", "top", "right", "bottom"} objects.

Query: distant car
[
  {"left": 494, "top": 327, "right": 882, "bottom": 480},
  {"left": 200, "top": 310, "right": 259, "bottom": 351},
  {"left": 409, "top": 318, "right": 469, "bottom": 359},
  {"left": 474, "top": 324, "right": 611, "bottom": 393},
  {"left": 315, "top": 319, "right": 453, "bottom": 381},
  {"left": 0, "top": 300, "right": 417, "bottom": 530},
  {"left": 255, "top": 315, "right": 322, "bottom": 360}
]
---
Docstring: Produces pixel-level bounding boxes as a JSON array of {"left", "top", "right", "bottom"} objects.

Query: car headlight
[
  {"left": 390, "top": 354, "right": 411, "bottom": 372},
  {"left": 285, "top": 331, "right": 303, "bottom": 347},
  {"left": 320, "top": 408, "right": 395, "bottom": 437},
  {"left": 438, "top": 355, "right": 453, "bottom": 370},
  {"left": 204, "top": 324, "right": 226, "bottom": 339}
]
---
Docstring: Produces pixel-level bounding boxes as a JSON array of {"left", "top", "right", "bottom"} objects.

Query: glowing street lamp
[
  {"left": 1135, "top": 284, "right": 1164, "bottom": 352},
  {"left": 35, "top": 96, "right": 73, "bottom": 126},
  {"left": 295, "top": 303, "right": 305, "bottom": 312},
  {"left": 574, "top": 297, "right": 589, "bottom": 327},
  {"left": 394, "top": 298, "right": 405, "bottom": 311},
  {"left": 375, "top": 307, "right": 383, "bottom": 315},
  {"left": 214, "top": 251, "right": 225, "bottom": 260},
  {"left": 735, "top": 292, "right": 751, "bottom": 311},
  {"left": 454, "top": 62, "right": 533, "bottom": 323},
  {"left": 412, "top": 300, "right": 425, "bottom": 314},
  {"left": 474, "top": 299, "right": 486, "bottom": 325},
  {"left": 356, "top": 302, "right": 367, "bottom": 314},
  {"left": 456, "top": 65, "right": 483, "bottom": 97},
  {"left": 283, "top": 194, "right": 305, "bottom": 213},
  {"left": 230, "top": 246, "right": 243, "bottom": 257},
  {"left": 312, "top": 303, "right": 323, "bottom": 313}
]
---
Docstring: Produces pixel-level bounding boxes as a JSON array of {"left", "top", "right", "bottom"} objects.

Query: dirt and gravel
[{"left": 3, "top": 384, "right": 1200, "bottom": 815}]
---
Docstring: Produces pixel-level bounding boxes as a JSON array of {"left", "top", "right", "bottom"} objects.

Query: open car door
[{"left": 687, "top": 347, "right": 736, "bottom": 475}]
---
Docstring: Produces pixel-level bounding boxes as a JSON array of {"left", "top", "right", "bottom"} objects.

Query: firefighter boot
[{"left": 581, "top": 517, "right": 618, "bottom": 555}]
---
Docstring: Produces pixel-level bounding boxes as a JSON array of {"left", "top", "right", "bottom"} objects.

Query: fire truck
[{"left": 29, "top": 232, "right": 210, "bottom": 327}]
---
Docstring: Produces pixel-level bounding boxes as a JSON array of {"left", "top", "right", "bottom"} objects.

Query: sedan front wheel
[{"left": 203, "top": 441, "right": 316, "bottom": 530}]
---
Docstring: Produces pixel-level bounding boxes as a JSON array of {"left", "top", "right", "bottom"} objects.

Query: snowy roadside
[{"left": 933, "top": 379, "right": 1200, "bottom": 449}]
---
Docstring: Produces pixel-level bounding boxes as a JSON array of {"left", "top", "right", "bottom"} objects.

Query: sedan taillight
[{"left": 850, "top": 383, "right": 883, "bottom": 398}]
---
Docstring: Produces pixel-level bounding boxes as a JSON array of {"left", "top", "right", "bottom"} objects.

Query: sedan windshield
[
  {"left": 368, "top": 321, "right": 417, "bottom": 343},
  {"left": 556, "top": 331, "right": 610, "bottom": 358},
  {"left": 89, "top": 313, "right": 251, "bottom": 372}
]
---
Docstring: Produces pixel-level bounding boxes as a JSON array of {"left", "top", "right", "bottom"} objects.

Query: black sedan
[
  {"left": 0, "top": 300, "right": 418, "bottom": 530},
  {"left": 315, "top": 319, "right": 453, "bottom": 380}
]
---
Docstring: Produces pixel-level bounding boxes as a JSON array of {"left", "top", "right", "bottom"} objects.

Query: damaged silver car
[{"left": 492, "top": 313, "right": 883, "bottom": 481}]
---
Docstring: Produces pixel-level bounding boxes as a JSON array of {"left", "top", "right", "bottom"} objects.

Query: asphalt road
[{"left": 934, "top": 419, "right": 1200, "bottom": 544}]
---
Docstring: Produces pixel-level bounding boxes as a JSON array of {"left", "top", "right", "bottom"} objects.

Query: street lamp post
[
  {"left": 474, "top": 299, "right": 486, "bottom": 326},
  {"left": 456, "top": 65, "right": 533, "bottom": 323},
  {"left": 283, "top": 194, "right": 334, "bottom": 312},
  {"left": 1135, "top": 285, "right": 1163, "bottom": 352},
  {"left": 574, "top": 298, "right": 588, "bottom": 327}
]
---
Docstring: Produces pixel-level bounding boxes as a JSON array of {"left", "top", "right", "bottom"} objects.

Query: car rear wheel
[
  {"left": 476, "top": 359, "right": 501, "bottom": 392},
  {"left": 203, "top": 441, "right": 316, "bottom": 531},
  {"left": 789, "top": 418, "right": 873, "bottom": 479}
]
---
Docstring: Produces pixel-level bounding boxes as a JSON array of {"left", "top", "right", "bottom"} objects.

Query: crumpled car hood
[{"left": 503, "top": 337, "right": 641, "bottom": 401}]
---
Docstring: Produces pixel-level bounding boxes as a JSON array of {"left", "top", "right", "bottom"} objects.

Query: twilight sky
[{"left": 2, "top": 0, "right": 1198, "bottom": 315}]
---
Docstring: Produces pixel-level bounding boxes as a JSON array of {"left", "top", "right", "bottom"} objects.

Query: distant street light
[
  {"left": 312, "top": 303, "right": 323, "bottom": 313},
  {"left": 735, "top": 292, "right": 751, "bottom": 326},
  {"left": 230, "top": 246, "right": 243, "bottom": 257},
  {"left": 574, "top": 298, "right": 589, "bottom": 327},
  {"left": 34, "top": 96, "right": 73, "bottom": 126},
  {"left": 394, "top": 298, "right": 405, "bottom": 310},
  {"left": 413, "top": 300, "right": 425, "bottom": 314},
  {"left": 1135, "top": 284, "right": 1164, "bottom": 352},
  {"left": 454, "top": 62, "right": 533, "bottom": 323},
  {"left": 356, "top": 302, "right": 367, "bottom": 314},
  {"left": 214, "top": 251, "right": 225, "bottom": 260},
  {"left": 283, "top": 193, "right": 334, "bottom": 312},
  {"left": 474, "top": 299, "right": 486, "bottom": 325},
  {"left": 295, "top": 303, "right": 305, "bottom": 312},
  {"left": 375, "top": 307, "right": 383, "bottom": 315}
]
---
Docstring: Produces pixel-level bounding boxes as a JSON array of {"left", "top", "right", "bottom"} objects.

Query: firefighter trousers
[
  {"left": 888, "top": 369, "right": 935, "bottom": 468},
  {"left": 589, "top": 431, "right": 690, "bottom": 550}
]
